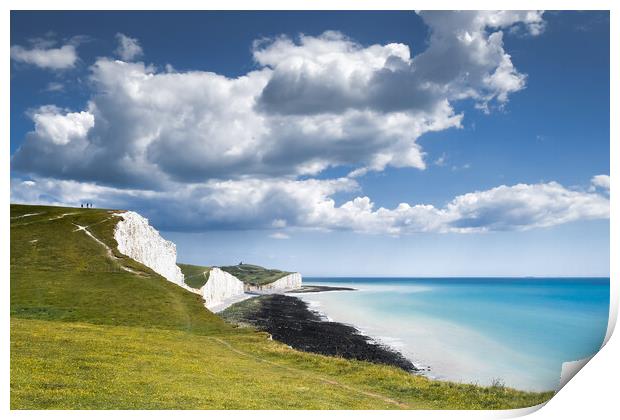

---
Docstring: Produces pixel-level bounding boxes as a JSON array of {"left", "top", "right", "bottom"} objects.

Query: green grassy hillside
[
  {"left": 11, "top": 205, "right": 229, "bottom": 335},
  {"left": 10, "top": 204, "right": 554, "bottom": 409},
  {"left": 220, "top": 263, "right": 292, "bottom": 286},
  {"left": 178, "top": 263, "right": 211, "bottom": 289}
]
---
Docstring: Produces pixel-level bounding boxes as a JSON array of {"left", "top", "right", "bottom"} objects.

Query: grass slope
[
  {"left": 220, "top": 263, "right": 292, "bottom": 286},
  {"left": 178, "top": 263, "right": 211, "bottom": 289},
  {"left": 10, "top": 204, "right": 554, "bottom": 409},
  {"left": 11, "top": 205, "right": 229, "bottom": 335}
]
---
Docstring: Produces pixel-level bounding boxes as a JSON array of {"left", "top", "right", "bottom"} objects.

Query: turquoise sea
[{"left": 293, "top": 278, "right": 610, "bottom": 391}]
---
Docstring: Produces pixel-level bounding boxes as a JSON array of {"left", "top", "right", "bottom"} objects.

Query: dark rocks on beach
[
  {"left": 221, "top": 294, "right": 419, "bottom": 373},
  {"left": 287, "top": 285, "right": 356, "bottom": 293}
]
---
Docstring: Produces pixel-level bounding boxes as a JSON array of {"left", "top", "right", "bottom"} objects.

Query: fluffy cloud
[
  {"left": 115, "top": 33, "right": 143, "bottom": 61},
  {"left": 30, "top": 105, "right": 95, "bottom": 145},
  {"left": 12, "top": 11, "right": 543, "bottom": 185},
  {"left": 12, "top": 57, "right": 460, "bottom": 185},
  {"left": 255, "top": 11, "right": 545, "bottom": 116},
  {"left": 415, "top": 11, "right": 544, "bottom": 109},
  {"left": 443, "top": 182, "right": 608, "bottom": 232},
  {"left": 10, "top": 44, "right": 78, "bottom": 70},
  {"left": 12, "top": 12, "right": 603, "bottom": 236},
  {"left": 294, "top": 180, "right": 609, "bottom": 234},
  {"left": 253, "top": 31, "right": 422, "bottom": 115},
  {"left": 591, "top": 174, "right": 610, "bottom": 192},
  {"left": 10, "top": 176, "right": 358, "bottom": 231},
  {"left": 11, "top": 176, "right": 609, "bottom": 234}
]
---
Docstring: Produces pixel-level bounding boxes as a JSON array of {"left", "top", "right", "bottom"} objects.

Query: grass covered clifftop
[
  {"left": 220, "top": 263, "right": 293, "bottom": 286},
  {"left": 179, "top": 262, "right": 294, "bottom": 289},
  {"left": 178, "top": 263, "right": 211, "bottom": 289},
  {"left": 10, "top": 204, "right": 555, "bottom": 409}
]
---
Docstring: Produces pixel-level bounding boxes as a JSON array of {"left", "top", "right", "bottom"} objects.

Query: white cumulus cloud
[
  {"left": 10, "top": 176, "right": 609, "bottom": 234},
  {"left": 11, "top": 44, "right": 78, "bottom": 70},
  {"left": 11, "top": 11, "right": 603, "bottom": 237},
  {"left": 591, "top": 174, "right": 610, "bottom": 192},
  {"left": 12, "top": 12, "right": 545, "bottom": 186},
  {"left": 115, "top": 33, "right": 144, "bottom": 61},
  {"left": 31, "top": 106, "right": 95, "bottom": 145}
]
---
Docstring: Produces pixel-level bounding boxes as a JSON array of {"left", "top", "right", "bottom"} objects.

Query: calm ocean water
[{"left": 293, "top": 277, "right": 610, "bottom": 391}]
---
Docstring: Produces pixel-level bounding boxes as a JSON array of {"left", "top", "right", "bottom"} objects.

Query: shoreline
[
  {"left": 207, "top": 284, "right": 356, "bottom": 312},
  {"left": 292, "top": 288, "right": 432, "bottom": 373},
  {"left": 290, "top": 278, "right": 600, "bottom": 392},
  {"left": 219, "top": 293, "right": 420, "bottom": 373}
]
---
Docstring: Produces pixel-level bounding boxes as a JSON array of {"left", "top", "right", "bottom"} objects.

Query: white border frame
[{"left": 2, "top": 1, "right": 617, "bottom": 419}]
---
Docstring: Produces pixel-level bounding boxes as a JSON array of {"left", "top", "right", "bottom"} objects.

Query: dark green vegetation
[
  {"left": 219, "top": 293, "right": 264, "bottom": 327},
  {"left": 178, "top": 263, "right": 211, "bottom": 289},
  {"left": 11, "top": 204, "right": 555, "bottom": 409},
  {"left": 220, "top": 263, "right": 292, "bottom": 286}
]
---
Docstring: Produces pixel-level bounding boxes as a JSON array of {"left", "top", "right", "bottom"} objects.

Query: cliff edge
[
  {"left": 114, "top": 211, "right": 185, "bottom": 287},
  {"left": 112, "top": 212, "right": 301, "bottom": 311}
]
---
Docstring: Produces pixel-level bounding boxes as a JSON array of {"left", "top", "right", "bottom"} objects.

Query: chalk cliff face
[
  {"left": 196, "top": 270, "right": 303, "bottom": 308},
  {"left": 245, "top": 272, "right": 302, "bottom": 292},
  {"left": 200, "top": 268, "right": 245, "bottom": 308},
  {"left": 113, "top": 210, "right": 302, "bottom": 311},
  {"left": 113, "top": 211, "right": 185, "bottom": 287}
]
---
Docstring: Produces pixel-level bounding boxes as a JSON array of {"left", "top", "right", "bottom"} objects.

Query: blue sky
[{"left": 10, "top": 11, "right": 610, "bottom": 276}]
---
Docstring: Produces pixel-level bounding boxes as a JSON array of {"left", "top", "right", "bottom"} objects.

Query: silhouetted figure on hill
[{"left": 81, "top": 204, "right": 83, "bottom": 208}]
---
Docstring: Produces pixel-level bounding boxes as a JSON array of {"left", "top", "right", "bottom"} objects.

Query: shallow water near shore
[{"left": 292, "top": 277, "right": 609, "bottom": 392}]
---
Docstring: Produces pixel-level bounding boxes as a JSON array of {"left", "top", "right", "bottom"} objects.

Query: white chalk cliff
[
  {"left": 195, "top": 270, "right": 303, "bottom": 310},
  {"left": 112, "top": 210, "right": 303, "bottom": 311},
  {"left": 113, "top": 211, "right": 185, "bottom": 287},
  {"left": 199, "top": 268, "right": 245, "bottom": 309},
  {"left": 245, "top": 272, "right": 302, "bottom": 292}
]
